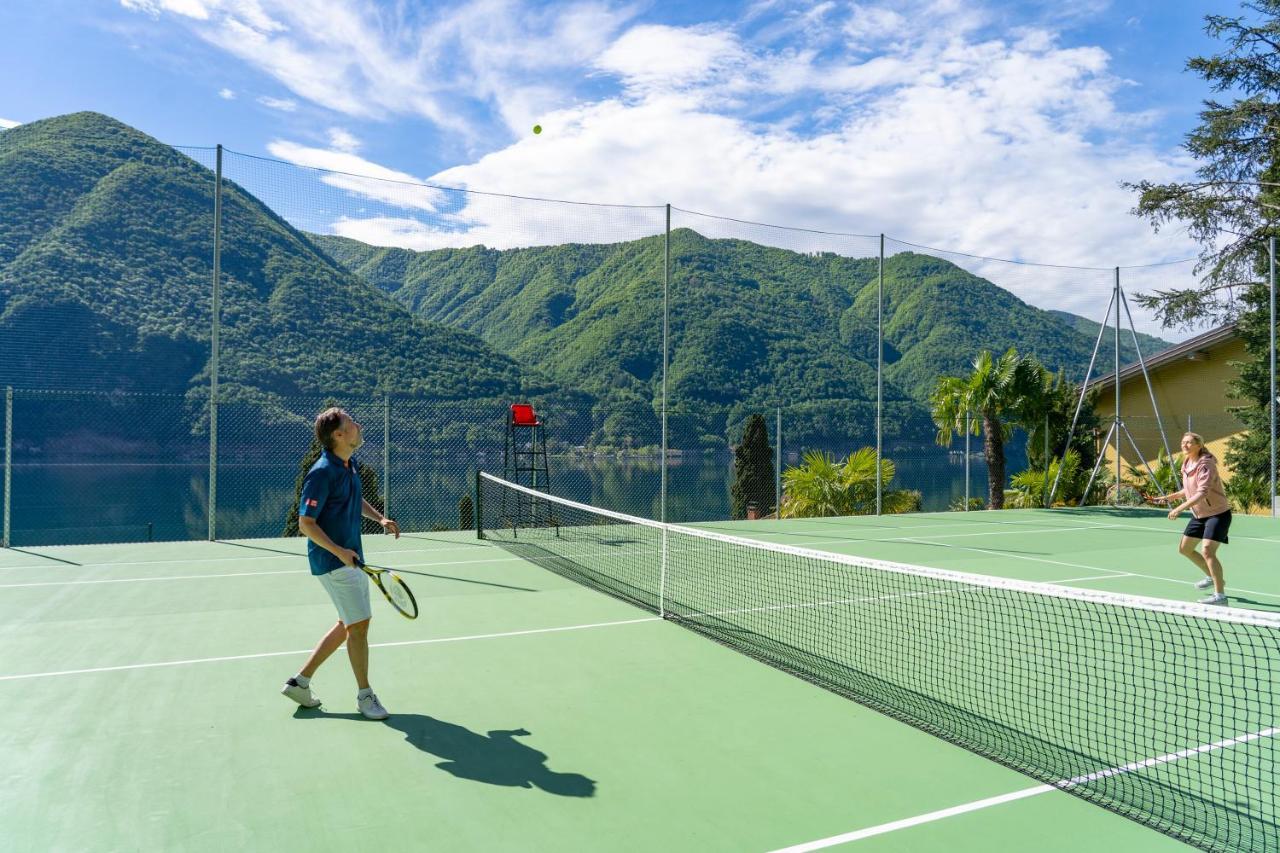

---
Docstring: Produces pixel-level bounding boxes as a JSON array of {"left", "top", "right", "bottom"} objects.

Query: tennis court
[{"left": 1, "top": 498, "right": 1277, "bottom": 852}]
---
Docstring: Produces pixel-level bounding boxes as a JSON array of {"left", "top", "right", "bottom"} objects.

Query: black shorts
[{"left": 1184, "top": 510, "right": 1232, "bottom": 544}]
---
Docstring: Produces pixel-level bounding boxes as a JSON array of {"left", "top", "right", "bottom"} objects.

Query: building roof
[{"left": 1085, "top": 323, "right": 1238, "bottom": 393}]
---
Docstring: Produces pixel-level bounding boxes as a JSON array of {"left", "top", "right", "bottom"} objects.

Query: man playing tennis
[{"left": 281, "top": 407, "right": 401, "bottom": 719}]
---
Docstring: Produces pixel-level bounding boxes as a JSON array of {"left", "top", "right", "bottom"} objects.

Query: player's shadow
[{"left": 293, "top": 708, "right": 596, "bottom": 797}]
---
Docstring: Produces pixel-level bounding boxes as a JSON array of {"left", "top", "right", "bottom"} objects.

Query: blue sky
[{"left": 0, "top": 1, "right": 1252, "bottom": 335}]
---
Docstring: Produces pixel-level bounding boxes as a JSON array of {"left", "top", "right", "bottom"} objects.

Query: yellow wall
[{"left": 1093, "top": 335, "right": 1247, "bottom": 480}]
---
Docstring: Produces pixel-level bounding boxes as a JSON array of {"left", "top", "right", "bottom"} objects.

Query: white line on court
[
  {"left": 0, "top": 542, "right": 502, "bottom": 572},
  {"left": 0, "top": 616, "right": 661, "bottom": 681},
  {"left": 768, "top": 726, "right": 1279, "bottom": 851},
  {"left": 0, "top": 569, "right": 303, "bottom": 588},
  {"left": 898, "top": 534, "right": 1280, "bottom": 600},
  {"left": 0, "top": 554, "right": 528, "bottom": 580}
]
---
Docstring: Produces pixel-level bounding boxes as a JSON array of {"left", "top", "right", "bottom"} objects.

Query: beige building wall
[{"left": 1092, "top": 336, "right": 1247, "bottom": 481}]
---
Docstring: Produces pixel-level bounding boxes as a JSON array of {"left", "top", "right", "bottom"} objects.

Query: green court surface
[{"left": 2, "top": 507, "right": 1277, "bottom": 852}]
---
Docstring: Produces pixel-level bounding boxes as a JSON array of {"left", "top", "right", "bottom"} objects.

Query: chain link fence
[{"left": 3, "top": 130, "right": 1270, "bottom": 546}]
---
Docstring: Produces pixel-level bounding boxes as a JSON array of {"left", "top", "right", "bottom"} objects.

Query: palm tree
[
  {"left": 780, "top": 448, "right": 920, "bottom": 518},
  {"left": 930, "top": 349, "right": 1044, "bottom": 510}
]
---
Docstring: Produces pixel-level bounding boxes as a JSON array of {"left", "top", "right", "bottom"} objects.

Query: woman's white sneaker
[
  {"left": 358, "top": 692, "right": 389, "bottom": 720},
  {"left": 1195, "top": 577, "right": 1214, "bottom": 590},
  {"left": 281, "top": 678, "right": 321, "bottom": 708},
  {"left": 1198, "top": 592, "right": 1228, "bottom": 606}
]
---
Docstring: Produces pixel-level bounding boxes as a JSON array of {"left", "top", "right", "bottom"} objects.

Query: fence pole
[
  {"left": 964, "top": 410, "right": 971, "bottom": 510},
  {"left": 1044, "top": 412, "right": 1050, "bottom": 508},
  {"left": 1114, "top": 267, "right": 1121, "bottom": 504},
  {"left": 383, "top": 393, "right": 391, "bottom": 521},
  {"left": 876, "top": 234, "right": 884, "bottom": 515},
  {"left": 3, "top": 386, "right": 11, "bottom": 547},
  {"left": 660, "top": 203, "right": 670, "bottom": 618},
  {"left": 775, "top": 406, "right": 782, "bottom": 518},
  {"left": 207, "top": 144, "right": 223, "bottom": 541},
  {"left": 1270, "top": 236, "right": 1276, "bottom": 517}
]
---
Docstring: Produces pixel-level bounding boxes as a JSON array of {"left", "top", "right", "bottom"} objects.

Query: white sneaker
[
  {"left": 1195, "top": 577, "right": 1214, "bottom": 590},
  {"left": 281, "top": 677, "right": 321, "bottom": 708},
  {"left": 1198, "top": 592, "right": 1228, "bottom": 606},
  {"left": 358, "top": 692, "right": 389, "bottom": 720}
]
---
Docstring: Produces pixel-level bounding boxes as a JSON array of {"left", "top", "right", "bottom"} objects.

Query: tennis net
[{"left": 477, "top": 472, "right": 1278, "bottom": 851}]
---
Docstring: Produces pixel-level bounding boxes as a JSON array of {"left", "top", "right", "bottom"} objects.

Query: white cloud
[
  {"left": 290, "top": 20, "right": 1193, "bottom": 336},
  {"left": 120, "top": 0, "right": 211, "bottom": 20},
  {"left": 124, "top": 0, "right": 1200, "bottom": 336},
  {"left": 218, "top": 87, "right": 236, "bottom": 99},
  {"left": 844, "top": 4, "right": 908, "bottom": 45},
  {"left": 265, "top": 140, "right": 449, "bottom": 211},
  {"left": 257, "top": 95, "right": 298, "bottom": 112},
  {"left": 326, "top": 127, "right": 360, "bottom": 153},
  {"left": 596, "top": 26, "right": 747, "bottom": 92},
  {"left": 0, "top": 118, "right": 21, "bottom": 129},
  {"left": 119, "top": 0, "right": 637, "bottom": 136}
]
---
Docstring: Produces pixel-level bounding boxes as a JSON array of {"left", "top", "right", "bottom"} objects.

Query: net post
[
  {"left": 383, "top": 393, "right": 391, "bottom": 522},
  {"left": 3, "top": 385, "right": 10, "bottom": 547},
  {"left": 207, "top": 143, "right": 223, "bottom": 542},
  {"left": 475, "top": 469, "right": 484, "bottom": 540}
]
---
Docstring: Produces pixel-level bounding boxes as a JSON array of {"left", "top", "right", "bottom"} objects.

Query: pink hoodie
[{"left": 1181, "top": 451, "right": 1230, "bottom": 518}]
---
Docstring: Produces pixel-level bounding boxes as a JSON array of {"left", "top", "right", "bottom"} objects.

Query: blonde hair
[{"left": 1183, "top": 431, "right": 1204, "bottom": 447}]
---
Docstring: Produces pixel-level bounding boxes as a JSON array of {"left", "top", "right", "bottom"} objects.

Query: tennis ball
[{"left": 533, "top": 124, "right": 542, "bottom": 135}]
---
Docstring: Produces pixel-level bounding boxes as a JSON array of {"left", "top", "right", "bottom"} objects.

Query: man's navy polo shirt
[{"left": 299, "top": 448, "right": 365, "bottom": 575}]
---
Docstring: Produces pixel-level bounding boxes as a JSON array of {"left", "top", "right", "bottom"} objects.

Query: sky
[{"left": 0, "top": 0, "right": 1252, "bottom": 338}]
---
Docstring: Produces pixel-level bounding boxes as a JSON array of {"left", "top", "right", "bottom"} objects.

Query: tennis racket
[{"left": 355, "top": 557, "right": 419, "bottom": 619}]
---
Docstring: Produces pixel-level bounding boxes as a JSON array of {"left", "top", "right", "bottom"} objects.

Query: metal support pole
[
  {"left": 776, "top": 406, "right": 782, "bottom": 518},
  {"left": 383, "top": 394, "right": 391, "bottom": 521},
  {"left": 964, "top": 410, "right": 971, "bottom": 510},
  {"left": 3, "top": 386, "right": 11, "bottom": 547},
  {"left": 1114, "top": 267, "right": 1121, "bottom": 503},
  {"left": 1044, "top": 413, "right": 1050, "bottom": 508},
  {"left": 1271, "top": 236, "right": 1276, "bottom": 516},
  {"left": 876, "top": 234, "right": 884, "bottom": 515},
  {"left": 1119, "top": 286, "right": 1175, "bottom": 479},
  {"left": 659, "top": 204, "right": 670, "bottom": 618},
  {"left": 208, "top": 144, "right": 223, "bottom": 541},
  {"left": 1049, "top": 287, "right": 1115, "bottom": 505}
]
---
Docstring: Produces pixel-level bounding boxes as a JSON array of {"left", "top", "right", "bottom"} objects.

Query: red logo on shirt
[{"left": 306, "top": 499, "right": 318, "bottom": 508}]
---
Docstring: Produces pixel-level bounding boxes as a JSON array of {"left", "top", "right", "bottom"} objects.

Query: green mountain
[
  {"left": 1047, "top": 309, "right": 1174, "bottom": 369},
  {"left": 313, "top": 232, "right": 1124, "bottom": 445},
  {"left": 0, "top": 113, "right": 533, "bottom": 407}
]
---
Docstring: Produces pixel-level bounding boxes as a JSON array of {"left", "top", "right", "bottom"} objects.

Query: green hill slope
[
  {"left": 0, "top": 113, "right": 529, "bottom": 403},
  {"left": 313, "top": 231, "right": 1115, "bottom": 444}
]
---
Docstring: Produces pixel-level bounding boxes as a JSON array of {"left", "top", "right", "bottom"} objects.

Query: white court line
[
  {"left": 1084, "top": 520, "right": 1280, "bottom": 545},
  {"left": 0, "top": 567, "right": 1130, "bottom": 680},
  {"left": 894, "top": 537, "right": 1126, "bottom": 576},
  {"left": 0, "top": 570, "right": 302, "bottom": 588},
  {"left": 0, "top": 542, "right": 500, "bottom": 572},
  {"left": 0, "top": 554, "right": 528, "bottom": 584},
  {"left": 0, "top": 616, "right": 661, "bottom": 682},
  {"left": 878, "top": 523, "right": 1122, "bottom": 543},
  {"left": 768, "top": 726, "right": 1279, "bottom": 851},
  {"left": 898, "top": 535, "right": 1280, "bottom": 601}
]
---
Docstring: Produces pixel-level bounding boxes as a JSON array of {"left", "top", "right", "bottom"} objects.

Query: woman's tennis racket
[{"left": 355, "top": 557, "right": 419, "bottom": 619}]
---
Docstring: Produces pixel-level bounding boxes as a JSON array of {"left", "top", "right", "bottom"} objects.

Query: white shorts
[{"left": 317, "top": 566, "right": 372, "bottom": 625}]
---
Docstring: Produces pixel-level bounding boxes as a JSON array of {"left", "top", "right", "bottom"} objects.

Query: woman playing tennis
[{"left": 1155, "top": 432, "right": 1231, "bottom": 605}]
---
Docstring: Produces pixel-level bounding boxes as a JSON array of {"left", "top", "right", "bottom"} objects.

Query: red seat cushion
[{"left": 510, "top": 404, "right": 540, "bottom": 426}]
